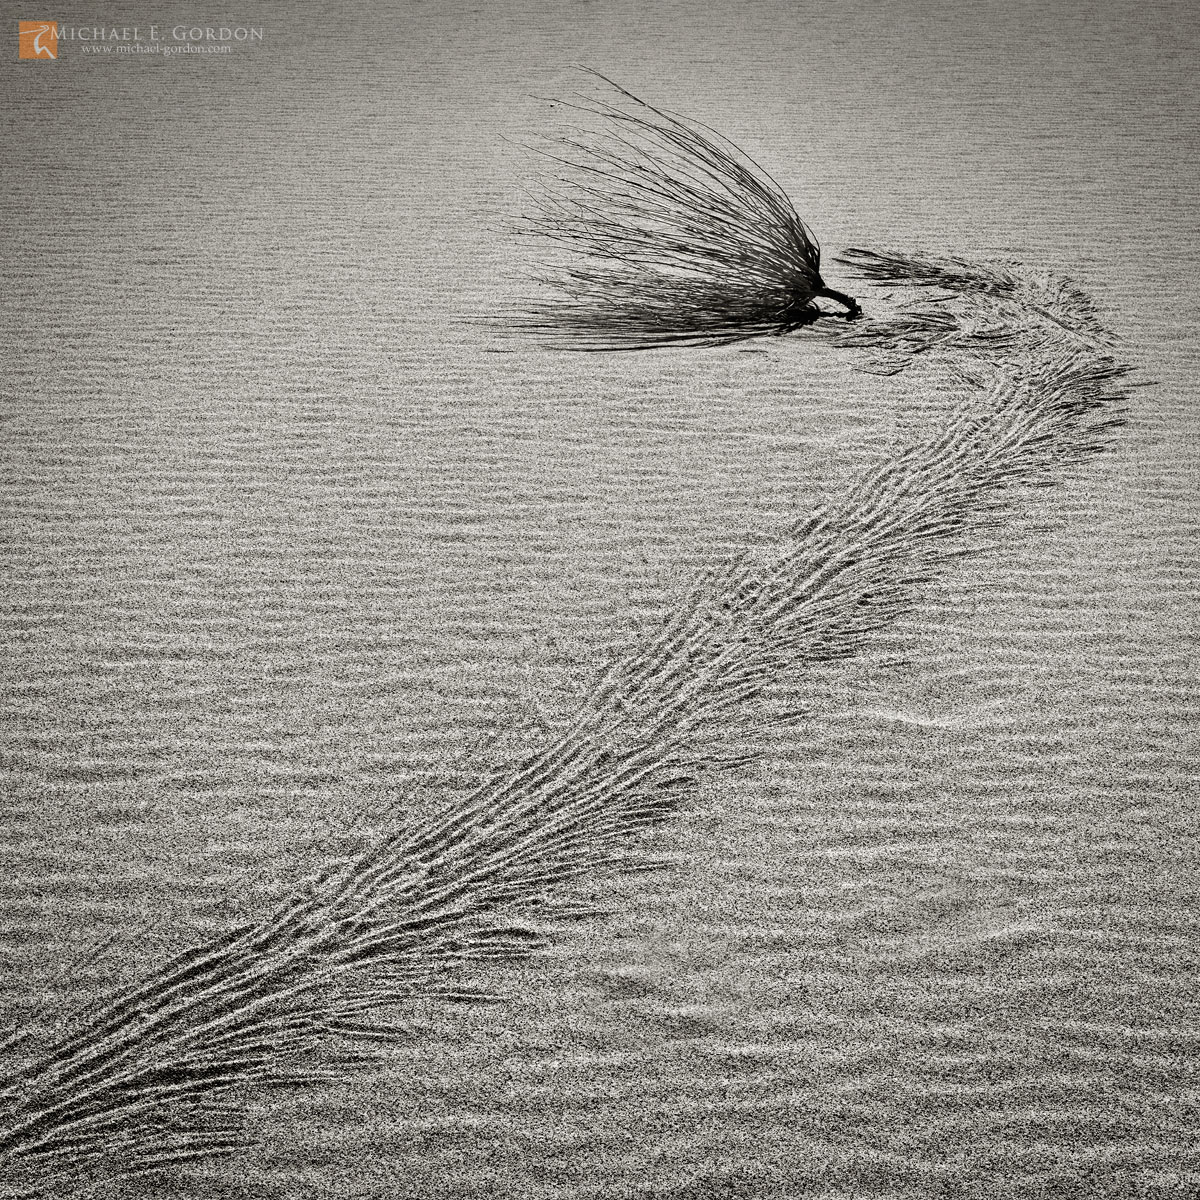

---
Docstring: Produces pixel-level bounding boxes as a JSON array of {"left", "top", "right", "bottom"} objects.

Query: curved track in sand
[{"left": 0, "top": 250, "right": 1134, "bottom": 1195}]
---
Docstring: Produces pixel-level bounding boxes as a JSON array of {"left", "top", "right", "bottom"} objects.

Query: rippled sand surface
[{"left": 2, "top": 1, "right": 1198, "bottom": 1196}]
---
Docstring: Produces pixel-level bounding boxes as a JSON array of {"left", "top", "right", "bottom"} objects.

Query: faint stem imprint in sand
[{"left": 827, "top": 862, "right": 1035, "bottom": 961}]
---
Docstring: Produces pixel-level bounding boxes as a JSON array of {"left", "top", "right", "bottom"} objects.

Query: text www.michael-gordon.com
[{"left": 78, "top": 42, "right": 233, "bottom": 54}]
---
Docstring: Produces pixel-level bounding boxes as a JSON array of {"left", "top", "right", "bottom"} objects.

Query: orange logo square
[{"left": 19, "top": 20, "right": 57, "bottom": 59}]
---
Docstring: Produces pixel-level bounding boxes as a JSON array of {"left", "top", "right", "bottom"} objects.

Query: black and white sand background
[{"left": 2, "top": 2, "right": 1197, "bottom": 1198}]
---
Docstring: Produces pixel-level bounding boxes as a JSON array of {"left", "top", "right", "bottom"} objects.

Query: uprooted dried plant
[{"left": 518, "top": 69, "right": 861, "bottom": 349}]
